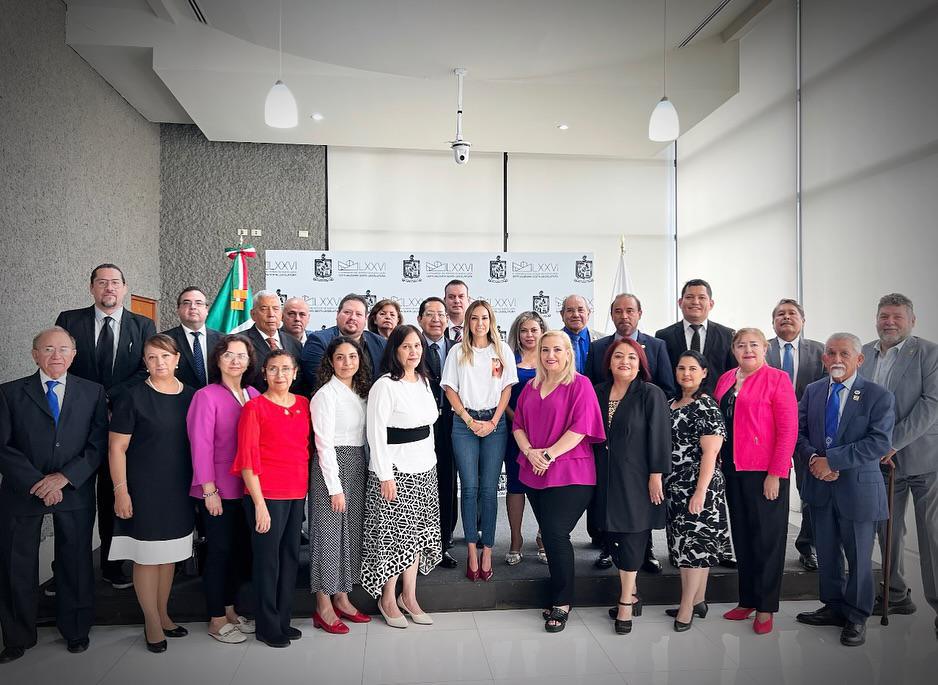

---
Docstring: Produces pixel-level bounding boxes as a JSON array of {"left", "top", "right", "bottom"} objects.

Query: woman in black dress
[
  {"left": 663, "top": 351, "right": 729, "bottom": 631},
  {"left": 593, "top": 338, "right": 671, "bottom": 635},
  {"left": 109, "top": 334, "right": 195, "bottom": 653}
]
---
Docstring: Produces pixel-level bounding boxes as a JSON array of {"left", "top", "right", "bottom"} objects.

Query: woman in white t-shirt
[{"left": 442, "top": 300, "right": 518, "bottom": 582}]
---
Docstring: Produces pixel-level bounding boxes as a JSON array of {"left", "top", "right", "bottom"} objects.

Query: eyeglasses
[
  {"left": 93, "top": 279, "right": 124, "bottom": 288},
  {"left": 221, "top": 352, "right": 249, "bottom": 361},
  {"left": 37, "top": 346, "right": 75, "bottom": 356},
  {"left": 180, "top": 299, "right": 207, "bottom": 308},
  {"left": 266, "top": 366, "right": 295, "bottom": 376}
]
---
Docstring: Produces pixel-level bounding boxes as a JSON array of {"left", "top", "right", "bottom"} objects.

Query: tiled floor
[{"left": 4, "top": 550, "right": 937, "bottom": 685}]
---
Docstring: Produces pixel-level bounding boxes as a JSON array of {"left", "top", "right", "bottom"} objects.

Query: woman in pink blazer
[{"left": 713, "top": 327, "right": 797, "bottom": 635}]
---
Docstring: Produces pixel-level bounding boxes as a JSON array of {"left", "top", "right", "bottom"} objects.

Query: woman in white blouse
[
  {"left": 442, "top": 300, "right": 518, "bottom": 581},
  {"left": 308, "top": 337, "right": 372, "bottom": 634},
  {"left": 361, "top": 324, "right": 442, "bottom": 628}
]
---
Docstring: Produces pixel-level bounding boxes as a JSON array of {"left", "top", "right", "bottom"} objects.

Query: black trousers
[
  {"left": 0, "top": 505, "right": 95, "bottom": 648},
  {"left": 434, "top": 419, "right": 458, "bottom": 548},
  {"left": 95, "top": 462, "right": 123, "bottom": 578},
  {"left": 244, "top": 497, "right": 303, "bottom": 641},
  {"left": 792, "top": 454, "right": 815, "bottom": 555},
  {"left": 723, "top": 470, "right": 790, "bottom": 613},
  {"left": 199, "top": 498, "right": 252, "bottom": 618},
  {"left": 527, "top": 484, "right": 594, "bottom": 607}
]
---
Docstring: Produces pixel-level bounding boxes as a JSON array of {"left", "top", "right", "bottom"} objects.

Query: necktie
[
  {"left": 690, "top": 324, "right": 702, "bottom": 353},
  {"left": 782, "top": 342, "right": 795, "bottom": 383},
  {"left": 452, "top": 325, "right": 463, "bottom": 343},
  {"left": 427, "top": 342, "right": 441, "bottom": 378},
  {"left": 575, "top": 333, "right": 587, "bottom": 374},
  {"left": 191, "top": 331, "right": 206, "bottom": 385},
  {"left": 825, "top": 382, "right": 846, "bottom": 448},
  {"left": 45, "top": 380, "right": 60, "bottom": 425},
  {"left": 266, "top": 336, "right": 279, "bottom": 350},
  {"left": 96, "top": 315, "right": 115, "bottom": 388}
]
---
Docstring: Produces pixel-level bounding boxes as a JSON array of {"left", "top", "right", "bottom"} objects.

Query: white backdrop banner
[{"left": 265, "top": 250, "right": 595, "bottom": 335}]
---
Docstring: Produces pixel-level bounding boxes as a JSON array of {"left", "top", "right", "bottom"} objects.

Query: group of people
[{"left": 1, "top": 264, "right": 937, "bottom": 665}]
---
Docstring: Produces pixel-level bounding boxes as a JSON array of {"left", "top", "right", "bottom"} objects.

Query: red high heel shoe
[
  {"left": 479, "top": 566, "right": 494, "bottom": 582},
  {"left": 313, "top": 612, "right": 349, "bottom": 635},
  {"left": 334, "top": 606, "right": 371, "bottom": 624},
  {"left": 753, "top": 614, "right": 774, "bottom": 634},
  {"left": 466, "top": 560, "right": 480, "bottom": 582},
  {"left": 723, "top": 607, "right": 756, "bottom": 621}
]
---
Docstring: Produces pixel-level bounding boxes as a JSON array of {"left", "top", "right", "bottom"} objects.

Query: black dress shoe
[
  {"left": 840, "top": 622, "right": 866, "bottom": 647},
  {"left": 666, "top": 602, "right": 709, "bottom": 619},
  {"left": 67, "top": 638, "right": 90, "bottom": 653},
  {"left": 718, "top": 558, "right": 737, "bottom": 569},
  {"left": 673, "top": 618, "right": 692, "bottom": 632},
  {"left": 799, "top": 553, "right": 819, "bottom": 571},
  {"left": 284, "top": 626, "right": 302, "bottom": 640},
  {"left": 594, "top": 552, "right": 613, "bottom": 569},
  {"left": 441, "top": 551, "right": 458, "bottom": 568},
  {"left": 796, "top": 605, "right": 846, "bottom": 627},
  {"left": 256, "top": 634, "right": 290, "bottom": 648},
  {"left": 873, "top": 589, "right": 917, "bottom": 615},
  {"left": 145, "top": 637, "right": 167, "bottom": 653},
  {"left": 641, "top": 556, "right": 662, "bottom": 574},
  {"left": 163, "top": 625, "right": 188, "bottom": 638},
  {"left": 0, "top": 646, "right": 25, "bottom": 664}
]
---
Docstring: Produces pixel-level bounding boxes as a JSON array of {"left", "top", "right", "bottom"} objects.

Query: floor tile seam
[
  {"left": 94, "top": 629, "right": 143, "bottom": 685},
  {"left": 224, "top": 635, "right": 251, "bottom": 685}
]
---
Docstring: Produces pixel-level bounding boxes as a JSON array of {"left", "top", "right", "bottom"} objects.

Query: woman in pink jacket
[{"left": 713, "top": 328, "right": 797, "bottom": 635}]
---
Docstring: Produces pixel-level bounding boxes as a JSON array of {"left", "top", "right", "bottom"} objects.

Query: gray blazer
[
  {"left": 859, "top": 335, "right": 938, "bottom": 476},
  {"left": 766, "top": 337, "right": 826, "bottom": 400}
]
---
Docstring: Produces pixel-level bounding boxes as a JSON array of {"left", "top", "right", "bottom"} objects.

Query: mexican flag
[{"left": 206, "top": 244, "right": 257, "bottom": 332}]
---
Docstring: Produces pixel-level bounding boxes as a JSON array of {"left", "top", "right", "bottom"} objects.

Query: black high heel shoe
[
  {"left": 609, "top": 595, "right": 642, "bottom": 619},
  {"left": 145, "top": 633, "right": 167, "bottom": 653},
  {"left": 665, "top": 601, "right": 709, "bottom": 619},
  {"left": 614, "top": 601, "right": 634, "bottom": 635}
]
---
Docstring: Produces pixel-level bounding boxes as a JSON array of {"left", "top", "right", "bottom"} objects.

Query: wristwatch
[{"left": 543, "top": 451, "right": 553, "bottom": 462}]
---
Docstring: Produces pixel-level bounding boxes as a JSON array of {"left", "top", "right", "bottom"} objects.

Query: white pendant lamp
[
  {"left": 648, "top": 0, "right": 680, "bottom": 142},
  {"left": 265, "top": 0, "right": 297, "bottom": 128}
]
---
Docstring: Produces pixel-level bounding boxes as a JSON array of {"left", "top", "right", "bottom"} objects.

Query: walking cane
[{"left": 881, "top": 460, "right": 897, "bottom": 626}]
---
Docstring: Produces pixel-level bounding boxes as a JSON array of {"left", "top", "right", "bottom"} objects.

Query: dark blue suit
[
  {"left": 796, "top": 374, "right": 894, "bottom": 624},
  {"left": 301, "top": 326, "right": 387, "bottom": 391},
  {"left": 584, "top": 332, "right": 676, "bottom": 397}
]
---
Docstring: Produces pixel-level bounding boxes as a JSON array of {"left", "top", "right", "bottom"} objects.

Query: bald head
[
  {"left": 561, "top": 295, "right": 591, "bottom": 333},
  {"left": 282, "top": 297, "right": 310, "bottom": 340},
  {"left": 31, "top": 327, "right": 77, "bottom": 379}
]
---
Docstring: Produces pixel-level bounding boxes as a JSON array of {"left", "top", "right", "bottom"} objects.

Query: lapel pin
[{"left": 852, "top": 390, "right": 861, "bottom": 401}]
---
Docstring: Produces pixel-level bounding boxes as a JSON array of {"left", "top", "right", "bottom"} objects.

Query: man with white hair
[{"left": 243, "top": 290, "right": 305, "bottom": 393}]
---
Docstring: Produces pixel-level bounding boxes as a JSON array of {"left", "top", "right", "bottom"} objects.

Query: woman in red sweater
[
  {"left": 232, "top": 349, "right": 310, "bottom": 648},
  {"left": 713, "top": 328, "right": 797, "bottom": 635}
]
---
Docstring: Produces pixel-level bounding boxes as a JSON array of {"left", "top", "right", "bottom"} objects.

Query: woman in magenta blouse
[
  {"left": 232, "top": 349, "right": 311, "bottom": 648},
  {"left": 713, "top": 328, "right": 798, "bottom": 635},
  {"left": 187, "top": 334, "right": 259, "bottom": 644},
  {"left": 512, "top": 330, "right": 605, "bottom": 632}
]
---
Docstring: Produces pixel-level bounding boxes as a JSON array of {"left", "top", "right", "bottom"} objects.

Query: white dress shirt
[
  {"left": 94, "top": 306, "right": 123, "bottom": 365},
  {"left": 366, "top": 374, "right": 439, "bottom": 480},
  {"left": 311, "top": 376, "right": 367, "bottom": 495},
  {"left": 775, "top": 336, "right": 801, "bottom": 386},
  {"left": 261, "top": 329, "right": 283, "bottom": 349},
  {"left": 827, "top": 372, "right": 858, "bottom": 421},
  {"left": 682, "top": 319, "right": 708, "bottom": 352},
  {"left": 181, "top": 324, "right": 209, "bottom": 373},
  {"left": 38, "top": 370, "right": 67, "bottom": 410}
]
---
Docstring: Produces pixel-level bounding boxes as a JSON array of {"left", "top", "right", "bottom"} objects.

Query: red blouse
[{"left": 231, "top": 394, "right": 311, "bottom": 499}]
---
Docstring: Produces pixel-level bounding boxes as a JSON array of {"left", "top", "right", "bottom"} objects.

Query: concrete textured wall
[
  {"left": 0, "top": 0, "right": 161, "bottom": 380},
  {"left": 159, "top": 124, "right": 326, "bottom": 327}
]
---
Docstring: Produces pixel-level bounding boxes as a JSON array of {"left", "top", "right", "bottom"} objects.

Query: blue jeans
[{"left": 452, "top": 415, "right": 508, "bottom": 548}]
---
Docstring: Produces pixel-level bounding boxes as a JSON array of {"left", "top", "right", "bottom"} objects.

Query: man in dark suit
[
  {"left": 859, "top": 294, "right": 938, "bottom": 633},
  {"left": 0, "top": 327, "right": 108, "bottom": 663},
  {"left": 54, "top": 263, "right": 154, "bottom": 588},
  {"left": 418, "top": 297, "right": 459, "bottom": 569},
  {"left": 282, "top": 296, "right": 313, "bottom": 346},
  {"left": 584, "top": 293, "right": 674, "bottom": 571},
  {"left": 242, "top": 290, "right": 305, "bottom": 394},
  {"left": 301, "top": 293, "right": 387, "bottom": 390},
  {"left": 655, "top": 278, "right": 736, "bottom": 397},
  {"left": 161, "top": 286, "right": 221, "bottom": 389},
  {"left": 794, "top": 333, "right": 894, "bottom": 647},
  {"left": 766, "top": 298, "right": 826, "bottom": 571}
]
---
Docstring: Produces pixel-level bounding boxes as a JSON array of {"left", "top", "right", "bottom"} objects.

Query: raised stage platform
[{"left": 39, "top": 502, "right": 830, "bottom": 626}]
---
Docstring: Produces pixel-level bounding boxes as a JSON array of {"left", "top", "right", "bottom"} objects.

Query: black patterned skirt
[
  {"left": 360, "top": 466, "right": 442, "bottom": 598},
  {"left": 309, "top": 445, "right": 367, "bottom": 595},
  {"left": 665, "top": 464, "right": 731, "bottom": 568}
]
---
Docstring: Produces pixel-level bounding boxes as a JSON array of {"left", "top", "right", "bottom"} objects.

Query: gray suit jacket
[
  {"left": 766, "top": 337, "right": 826, "bottom": 400},
  {"left": 859, "top": 335, "right": 938, "bottom": 476}
]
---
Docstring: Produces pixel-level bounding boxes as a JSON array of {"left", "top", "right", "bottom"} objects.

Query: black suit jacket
[
  {"left": 55, "top": 306, "right": 155, "bottom": 404},
  {"left": 301, "top": 326, "right": 388, "bottom": 392},
  {"left": 0, "top": 373, "right": 107, "bottom": 515},
  {"left": 161, "top": 325, "right": 222, "bottom": 389},
  {"left": 655, "top": 320, "right": 737, "bottom": 396},
  {"left": 243, "top": 325, "right": 307, "bottom": 395},
  {"left": 585, "top": 331, "right": 677, "bottom": 397},
  {"left": 423, "top": 335, "right": 456, "bottom": 454},
  {"left": 766, "top": 336, "right": 825, "bottom": 400}
]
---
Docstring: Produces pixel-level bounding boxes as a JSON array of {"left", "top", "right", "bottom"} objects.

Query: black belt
[
  {"left": 387, "top": 425, "right": 431, "bottom": 444},
  {"left": 466, "top": 408, "right": 497, "bottom": 421}
]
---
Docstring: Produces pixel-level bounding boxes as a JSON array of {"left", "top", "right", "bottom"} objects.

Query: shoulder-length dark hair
[
  {"left": 315, "top": 335, "right": 371, "bottom": 399},
  {"left": 208, "top": 333, "right": 257, "bottom": 388},
  {"left": 381, "top": 324, "right": 429, "bottom": 382},
  {"left": 367, "top": 298, "right": 403, "bottom": 335},
  {"left": 675, "top": 349, "right": 710, "bottom": 399},
  {"left": 602, "top": 337, "right": 651, "bottom": 382}
]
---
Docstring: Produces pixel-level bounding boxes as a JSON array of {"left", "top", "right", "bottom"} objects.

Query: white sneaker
[{"left": 234, "top": 616, "right": 256, "bottom": 634}]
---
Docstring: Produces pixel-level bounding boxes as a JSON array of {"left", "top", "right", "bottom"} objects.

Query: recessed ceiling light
[
  {"left": 310, "top": 112, "right": 324, "bottom": 121},
  {"left": 557, "top": 123, "right": 569, "bottom": 130}
]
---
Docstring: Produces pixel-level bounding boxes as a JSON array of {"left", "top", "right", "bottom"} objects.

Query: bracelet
[
  {"left": 113, "top": 481, "right": 127, "bottom": 493},
  {"left": 463, "top": 414, "right": 474, "bottom": 426},
  {"left": 202, "top": 490, "right": 219, "bottom": 499}
]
